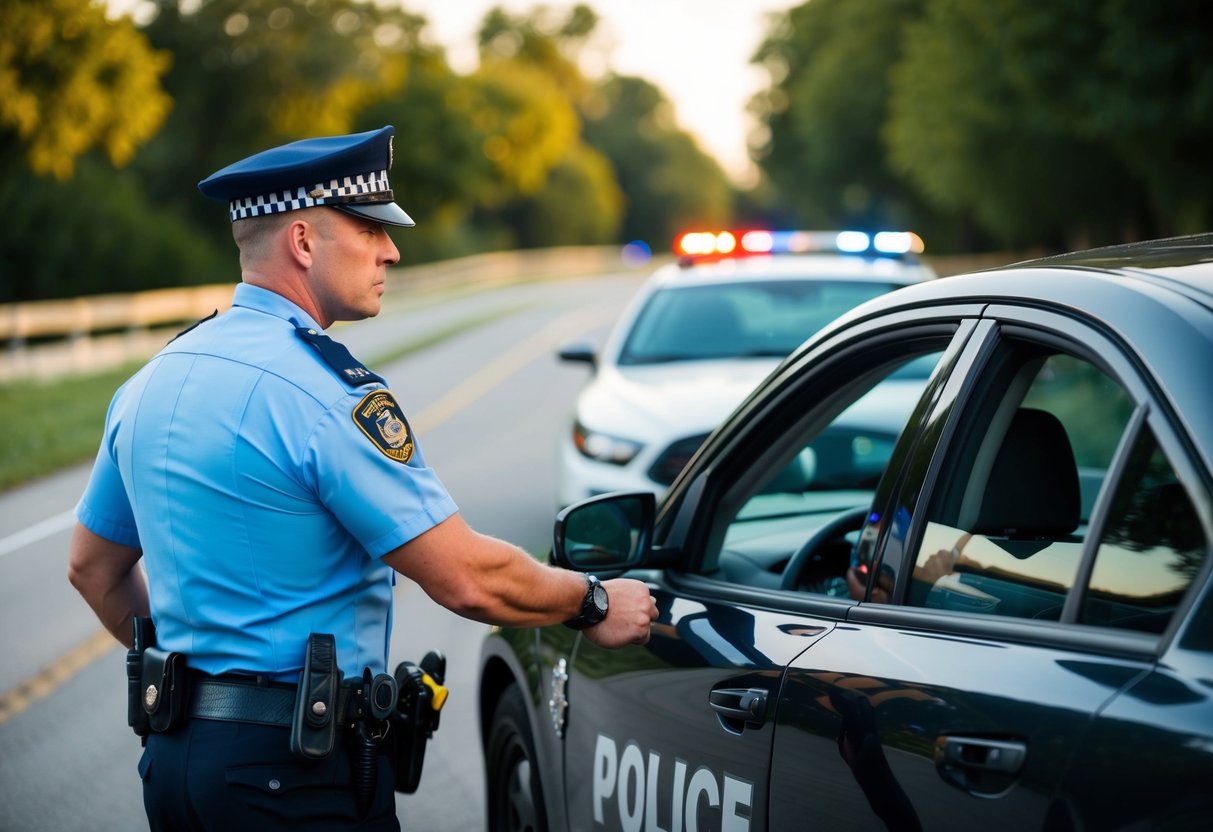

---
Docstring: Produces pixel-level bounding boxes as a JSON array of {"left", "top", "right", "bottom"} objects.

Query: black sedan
[{"left": 479, "top": 234, "right": 1213, "bottom": 832}]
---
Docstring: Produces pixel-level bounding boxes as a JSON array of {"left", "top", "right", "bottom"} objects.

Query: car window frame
[
  {"left": 861, "top": 307, "right": 1213, "bottom": 660},
  {"left": 652, "top": 305, "right": 985, "bottom": 617}
]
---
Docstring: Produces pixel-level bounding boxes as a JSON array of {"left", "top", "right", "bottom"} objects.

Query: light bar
[{"left": 675, "top": 229, "right": 924, "bottom": 260}]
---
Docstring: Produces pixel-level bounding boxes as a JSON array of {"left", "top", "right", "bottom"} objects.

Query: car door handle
[
  {"left": 709, "top": 687, "right": 768, "bottom": 734},
  {"left": 934, "top": 735, "right": 1027, "bottom": 795}
]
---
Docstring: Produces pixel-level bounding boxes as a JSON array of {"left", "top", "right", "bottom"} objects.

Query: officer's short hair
[{"left": 233, "top": 208, "right": 338, "bottom": 268}]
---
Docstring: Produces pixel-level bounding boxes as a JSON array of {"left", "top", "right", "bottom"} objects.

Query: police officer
[{"left": 67, "top": 125, "right": 658, "bottom": 831}]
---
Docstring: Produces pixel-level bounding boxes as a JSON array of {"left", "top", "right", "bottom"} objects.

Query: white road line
[{"left": 0, "top": 508, "right": 76, "bottom": 559}]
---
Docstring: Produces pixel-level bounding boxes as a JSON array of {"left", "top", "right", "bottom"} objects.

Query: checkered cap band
[{"left": 228, "top": 169, "right": 391, "bottom": 222}]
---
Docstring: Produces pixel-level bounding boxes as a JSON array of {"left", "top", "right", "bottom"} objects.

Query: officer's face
[{"left": 308, "top": 210, "right": 400, "bottom": 326}]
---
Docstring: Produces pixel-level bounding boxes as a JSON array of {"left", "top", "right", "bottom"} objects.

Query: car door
[
  {"left": 1049, "top": 395, "right": 1213, "bottom": 829},
  {"left": 553, "top": 309, "right": 980, "bottom": 832},
  {"left": 768, "top": 308, "right": 1212, "bottom": 829}
]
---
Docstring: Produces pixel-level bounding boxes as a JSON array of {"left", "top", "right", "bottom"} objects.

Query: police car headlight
[{"left": 572, "top": 420, "right": 643, "bottom": 465}]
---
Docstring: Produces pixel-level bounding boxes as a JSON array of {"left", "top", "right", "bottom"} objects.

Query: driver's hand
[{"left": 846, "top": 566, "right": 889, "bottom": 603}]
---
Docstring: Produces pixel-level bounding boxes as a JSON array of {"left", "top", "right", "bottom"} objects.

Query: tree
[
  {"left": 134, "top": 0, "right": 423, "bottom": 242},
  {"left": 0, "top": 0, "right": 172, "bottom": 180},
  {"left": 751, "top": 0, "right": 930, "bottom": 233},
  {"left": 477, "top": 3, "right": 597, "bottom": 103},
  {"left": 887, "top": 0, "right": 1143, "bottom": 248},
  {"left": 0, "top": 157, "right": 228, "bottom": 302},
  {"left": 887, "top": 0, "right": 1213, "bottom": 247},
  {"left": 504, "top": 143, "right": 623, "bottom": 247},
  {"left": 461, "top": 4, "right": 624, "bottom": 248},
  {"left": 357, "top": 51, "right": 495, "bottom": 264},
  {"left": 581, "top": 74, "right": 733, "bottom": 250}
]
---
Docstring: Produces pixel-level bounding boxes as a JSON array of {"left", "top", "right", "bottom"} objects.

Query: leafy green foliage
[
  {"left": 7, "top": 0, "right": 1207, "bottom": 301},
  {"left": 0, "top": 0, "right": 172, "bottom": 181},
  {"left": 133, "top": 0, "right": 424, "bottom": 238},
  {"left": 756, "top": 0, "right": 1213, "bottom": 250},
  {"left": 887, "top": 0, "right": 1154, "bottom": 247},
  {"left": 752, "top": 0, "right": 926, "bottom": 230},
  {"left": 582, "top": 75, "right": 733, "bottom": 249},
  {"left": 504, "top": 144, "right": 623, "bottom": 247},
  {"left": 0, "top": 158, "right": 230, "bottom": 302}
]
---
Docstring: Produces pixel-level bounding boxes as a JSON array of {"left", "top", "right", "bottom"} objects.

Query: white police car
[{"left": 555, "top": 230, "right": 935, "bottom": 507}]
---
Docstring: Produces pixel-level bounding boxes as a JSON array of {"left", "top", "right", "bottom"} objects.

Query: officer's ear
[{"left": 287, "top": 216, "right": 317, "bottom": 266}]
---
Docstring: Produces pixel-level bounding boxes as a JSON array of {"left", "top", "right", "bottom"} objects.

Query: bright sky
[
  {"left": 107, "top": 0, "right": 792, "bottom": 186},
  {"left": 407, "top": 0, "right": 791, "bottom": 186}
]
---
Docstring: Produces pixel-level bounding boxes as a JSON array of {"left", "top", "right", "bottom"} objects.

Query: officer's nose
[{"left": 382, "top": 235, "right": 400, "bottom": 267}]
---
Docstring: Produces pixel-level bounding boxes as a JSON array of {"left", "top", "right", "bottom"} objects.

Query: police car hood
[{"left": 578, "top": 359, "right": 780, "bottom": 438}]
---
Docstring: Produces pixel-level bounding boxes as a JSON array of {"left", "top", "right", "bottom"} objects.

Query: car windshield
[{"left": 618, "top": 279, "right": 902, "bottom": 365}]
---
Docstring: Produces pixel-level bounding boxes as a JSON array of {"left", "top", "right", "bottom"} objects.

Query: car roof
[
  {"left": 871, "top": 232, "right": 1213, "bottom": 314},
  {"left": 1001, "top": 232, "right": 1213, "bottom": 310},
  {"left": 646, "top": 252, "right": 934, "bottom": 289}
]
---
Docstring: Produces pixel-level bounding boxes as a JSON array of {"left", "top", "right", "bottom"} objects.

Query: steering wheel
[{"left": 779, "top": 505, "right": 871, "bottom": 591}]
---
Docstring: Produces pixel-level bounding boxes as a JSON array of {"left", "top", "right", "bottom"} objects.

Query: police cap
[{"left": 197, "top": 125, "right": 414, "bottom": 227}]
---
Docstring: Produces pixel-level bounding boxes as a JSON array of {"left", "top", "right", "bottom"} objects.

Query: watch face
[{"left": 591, "top": 583, "right": 609, "bottom": 614}]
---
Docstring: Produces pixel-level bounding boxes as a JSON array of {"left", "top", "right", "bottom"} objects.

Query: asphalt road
[{"left": 0, "top": 268, "right": 647, "bottom": 831}]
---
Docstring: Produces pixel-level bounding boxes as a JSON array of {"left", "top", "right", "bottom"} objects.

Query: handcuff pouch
[{"left": 141, "top": 646, "right": 188, "bottom": 734}]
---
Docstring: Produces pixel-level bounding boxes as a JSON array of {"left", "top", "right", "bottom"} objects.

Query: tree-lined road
[{"left": 0, "top": 269, "right": 646, "bottom": 831}]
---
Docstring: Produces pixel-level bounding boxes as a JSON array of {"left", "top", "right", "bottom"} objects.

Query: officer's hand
[{"left": 583, "top": 578, "right": 658, "bottom": 650}]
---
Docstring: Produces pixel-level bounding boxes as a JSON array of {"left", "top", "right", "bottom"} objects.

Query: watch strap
[{"left": 563, "top": 574, "right": 607, "bottom": 630}]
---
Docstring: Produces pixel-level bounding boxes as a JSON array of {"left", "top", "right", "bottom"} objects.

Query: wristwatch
[{"left": 563, "top": 574, "right": 609, "bottom": 630}]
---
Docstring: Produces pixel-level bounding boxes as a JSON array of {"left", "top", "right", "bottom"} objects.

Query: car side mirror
[
  {"left": 552, "top": 491, "right": 655, "bottom": 571},
  {"left": 557, "top": 339, "right": 597, "bottom": 367}
]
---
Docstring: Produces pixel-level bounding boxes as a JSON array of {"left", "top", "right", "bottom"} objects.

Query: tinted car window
[
  {"left": 708, "top": 351, "right": 944, "bottom": 594},
  {"left": 907, "top": 347, "right": 1208, "bottom": 631},
  {"left": 1083, "top": 426, "right": 1208, "bottom": 632},
  {"left": 910, "top": 351, "right": 1132, "bottom": 618}
]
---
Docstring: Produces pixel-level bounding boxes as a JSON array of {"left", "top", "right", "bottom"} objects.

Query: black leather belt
[{"left": 188, "top": 674, "right": 354, "bottom": 728}]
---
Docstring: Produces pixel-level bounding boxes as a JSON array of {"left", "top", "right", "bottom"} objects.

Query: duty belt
[{"left": 188, "top": 673, "right": 356, "bottom": 728}]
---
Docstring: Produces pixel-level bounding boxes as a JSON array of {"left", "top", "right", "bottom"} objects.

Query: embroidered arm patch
[{"left": 352, "top": 390, "right": 415, "bottom": 463}]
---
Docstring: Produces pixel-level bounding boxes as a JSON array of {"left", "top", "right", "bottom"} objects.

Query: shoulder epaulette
[
  {"left": 295, "top": 326, "right": 385, "bottom": 388},
  {"left": 167, "top": 309, "right": 218, "bottom": 344}
]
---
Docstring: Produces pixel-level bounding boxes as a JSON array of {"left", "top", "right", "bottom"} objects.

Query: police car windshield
[{"left": 618, "top": 280, "right": 902, "bottom": 366}]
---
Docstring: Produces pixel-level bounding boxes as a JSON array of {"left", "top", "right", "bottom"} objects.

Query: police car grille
[{"left": 648, "top": 432, "right": 712, "bottom": 486}]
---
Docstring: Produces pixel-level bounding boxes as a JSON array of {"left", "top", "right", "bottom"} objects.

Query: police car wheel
[{"left": 487, "top": 685, "right": 548, "bottom": 832}]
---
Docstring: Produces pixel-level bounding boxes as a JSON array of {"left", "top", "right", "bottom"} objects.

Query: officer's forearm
[
  {"left": 386, "top": 515, "right": 585, "bottom": 627},
  {"left": 67, "top": 523, "right": 149, "bottom": 649}
]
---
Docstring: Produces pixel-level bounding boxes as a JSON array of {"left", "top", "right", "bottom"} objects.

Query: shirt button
[{"left": 268, "top": 779, "right": 281, "bottom": 791}]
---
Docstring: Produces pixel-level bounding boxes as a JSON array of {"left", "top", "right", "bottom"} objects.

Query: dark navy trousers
[{"left": 139, "top": 719, "right": 399, "bottom": 831}]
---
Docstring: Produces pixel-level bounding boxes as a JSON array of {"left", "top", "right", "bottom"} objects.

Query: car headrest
[{"left": 973, "top": 408, "right": 1080, "bottom": 539}]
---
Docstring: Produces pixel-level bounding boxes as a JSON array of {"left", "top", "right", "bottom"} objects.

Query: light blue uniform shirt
[{"left": 76, "top": 283, "right": 458, "bottom": 681}]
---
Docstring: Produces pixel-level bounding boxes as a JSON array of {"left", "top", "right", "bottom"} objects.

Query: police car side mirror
[
  {"left": 552, "top": 491, "right": 655, "bottom": 572},
  {"left": 557, "top": 340, "right": 597, "bottom": 368}
]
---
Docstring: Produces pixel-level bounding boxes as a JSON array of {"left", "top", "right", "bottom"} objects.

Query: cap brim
[{"left": 334, "top": 202, "right": 415, "bottom": 228}]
